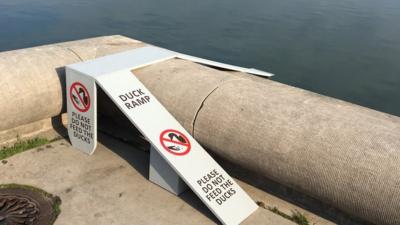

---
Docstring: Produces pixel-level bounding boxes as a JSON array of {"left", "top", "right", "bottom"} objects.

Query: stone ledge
[{"left": 0, "top": 113, "right": 67, "bottom": 148}]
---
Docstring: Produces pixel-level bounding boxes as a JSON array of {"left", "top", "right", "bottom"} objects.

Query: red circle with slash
[
  {"left": 160, "top": 129, "right": 191, "bottom": 156},
  {"left": 70, "top": 82, "right": 91, "bottom": 112}
]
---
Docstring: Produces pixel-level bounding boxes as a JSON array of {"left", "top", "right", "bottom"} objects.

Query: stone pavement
[{"left": 1, "top": 133, "right": 301, "bottom": 225}]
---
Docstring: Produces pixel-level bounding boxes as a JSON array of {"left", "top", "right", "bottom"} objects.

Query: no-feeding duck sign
[{"left": 66, "top": 46, "right": 259, "bottom": 225}]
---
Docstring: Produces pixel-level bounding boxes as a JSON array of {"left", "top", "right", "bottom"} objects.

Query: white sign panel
[
  {"left": 66, "top": 70, "right": 97, "bottom": 154},
  {"left": 95, "top": 70, "right": 258, "bottom": 225}
]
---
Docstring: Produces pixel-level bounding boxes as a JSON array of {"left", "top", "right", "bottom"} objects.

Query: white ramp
[{"left": 66, "top": 46, "right": 262, "bottom": 225}]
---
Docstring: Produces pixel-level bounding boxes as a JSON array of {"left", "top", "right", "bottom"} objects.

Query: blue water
[{"left": 1, "top": 0, "right": 399, "bottom": 116}]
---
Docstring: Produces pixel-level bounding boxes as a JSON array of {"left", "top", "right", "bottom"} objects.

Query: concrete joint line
[
  {"left": 56, "top": 44, "right": 85, "bottom": 62},
  {"left": 191, "top": 78, "right": 249, "bottom": 137},
  {"left": 66, "top": 47, "right": 84, "bottom": 62}
]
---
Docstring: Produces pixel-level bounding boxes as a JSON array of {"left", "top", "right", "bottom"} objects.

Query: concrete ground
[{"left": 1, "top": 133, "right": 335, "bottom": 225}]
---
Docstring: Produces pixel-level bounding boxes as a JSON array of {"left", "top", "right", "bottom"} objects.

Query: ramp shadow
[
  {"left": 97, "top": 131, "right": 149, "bottom": 178},
  {"left": 51, "top": 67, "right": 68, "bottom": 139},
  {"left": 51, "top": 114, "right": 68, "bottom": 139}
]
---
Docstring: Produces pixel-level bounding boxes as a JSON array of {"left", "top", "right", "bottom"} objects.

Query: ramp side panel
[{"left": 66, "top": 67, "right": 97, "bottom": 154}]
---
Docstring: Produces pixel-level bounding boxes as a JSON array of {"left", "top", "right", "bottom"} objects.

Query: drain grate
[{"left": 0, "top": 185, "right": 60, "bottom": 225}]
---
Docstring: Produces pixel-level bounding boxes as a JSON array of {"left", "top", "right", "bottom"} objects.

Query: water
[{"left": 1, "top": 0, "right": 399, "bottom": 116}]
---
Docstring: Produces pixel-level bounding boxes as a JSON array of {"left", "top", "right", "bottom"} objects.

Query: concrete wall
[
  {"left": 1, "top": 36, "right": 400, "bottom": 225},
  {"left": 0, "top": 35, "right": 144, "bottom": 132}
]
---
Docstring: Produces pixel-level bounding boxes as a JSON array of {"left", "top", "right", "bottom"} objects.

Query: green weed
[
  {"left": 0, "top": 137, "right": 49, "bottom": 160},
  {"left": 257, "top": 201, "right": 310, "bottom": 225}
]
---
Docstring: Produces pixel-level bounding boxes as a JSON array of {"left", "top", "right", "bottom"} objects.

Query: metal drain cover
[{"left": 0, "top": 185, "right": 60, "bottom": 225}]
